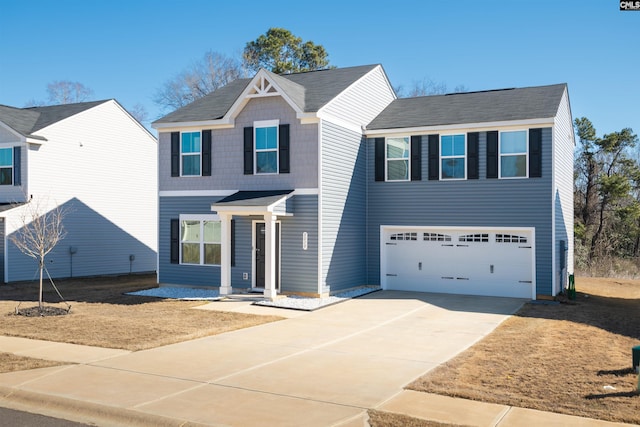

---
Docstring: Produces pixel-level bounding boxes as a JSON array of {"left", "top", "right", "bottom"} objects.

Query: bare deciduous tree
[
  {"left": 9, "top": 197, "right": 68, "bottom": 312},
  {"left": 47, "top": 81, "right": 94, "bottom": 104},
  {"left": 154, "top": 51, "right": 243, "bottom": 112}
]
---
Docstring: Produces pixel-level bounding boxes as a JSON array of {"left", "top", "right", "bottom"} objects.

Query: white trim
[
  {"left": 211, "top": 193, "right": 292, "bottom": 215},
  {"left": 153, "top": 121, "right": 234, "bottom": 131},
  {"left": 551, "top": 125, "right": 557, "bottom": 296},
  {"left": 317, "top": 120, "right": 323, "bottom": 295},
  {"left": 385, "top": 136, "right": 411, "bottom": 182},
  {"left": 251, "top": 219, "right": 282, "bottom": 292},
  {"left": 178, "top": 214, "right": 221, "bottom": 266},
  {"left": 439, "top": 133, "right": 467, "bottom": 181},
  {"left": 498, "top": 130, "right": 529, "bottom": 179},
  {"left": 292, "top": 188, "right": 319, "bottom": 195},
  {"left": 254, "top": 120, "right": 279, "bottom": 175},
  {"left": 316, "top": 112, "right": 363, "bottom": 134},
  {"left": 365, "top": 117, "right": 555, "bottom": 137},
  {"left": 159, "top": 190, "right": 237, "bottom": 197},
  {"left": 0, "top": 122, "right": 26, "bottom": 142},
  {"left": 379, "top": 225, "right": 536, "bottom": 300}
]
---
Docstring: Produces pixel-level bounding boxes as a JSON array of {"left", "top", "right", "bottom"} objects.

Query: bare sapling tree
[{"left": 9, "top": 196, "right": 67, "bottom": 313}]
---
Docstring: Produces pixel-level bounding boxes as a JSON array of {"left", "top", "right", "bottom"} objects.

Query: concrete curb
[{"left": 0, "top": 385, "right": 209, "bottom": 427}]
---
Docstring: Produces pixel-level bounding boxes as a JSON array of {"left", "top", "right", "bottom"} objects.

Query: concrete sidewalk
[{"left": 0, "top": 291, "right": 635, "bottom": 426}]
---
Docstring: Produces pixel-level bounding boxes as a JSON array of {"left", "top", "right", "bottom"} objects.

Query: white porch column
[
  {"left": 219, "top": 212, "right": 232, "bottom": 296},
  {"left": 264, "top": 212, "right": 278, "bottom": 301}
]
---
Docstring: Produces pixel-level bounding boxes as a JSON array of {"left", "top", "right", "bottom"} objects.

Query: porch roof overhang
[{"left": 210, "top": 190, "right": 294, "bottom": 216}]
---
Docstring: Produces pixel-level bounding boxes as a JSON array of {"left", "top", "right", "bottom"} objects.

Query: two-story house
[
  {"left": 0, "top": 100, "right": 157, "bottom": 282},
  {"left": 153, "top": 64, "right": 574, "bottom": 300}
]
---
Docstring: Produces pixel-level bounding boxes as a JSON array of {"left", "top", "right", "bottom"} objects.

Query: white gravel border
[{"left": 126, "top": 286, "right": 381, "bottom": 310}]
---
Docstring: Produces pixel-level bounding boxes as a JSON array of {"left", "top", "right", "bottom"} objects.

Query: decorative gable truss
[{"left": 246, "top": 75, "right": 280, "bottom": 98}]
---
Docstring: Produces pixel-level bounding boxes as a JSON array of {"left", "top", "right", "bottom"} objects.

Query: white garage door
[{"left": 381, "top": 227, "right": 534, "bottom": 299}]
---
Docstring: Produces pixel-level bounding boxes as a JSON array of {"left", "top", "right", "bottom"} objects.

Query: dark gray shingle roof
[
  {"left": 212, "top": 190, "right": 294, "bottom": 207},
  {"left": 154, "top": 65, "right": 380, "bottom": 124},
  {"left": 0, "top": 100, "right": 108, "bottom": 138},
  {"left": 367, "top": 84, "right": 567, "bottom": 130}
]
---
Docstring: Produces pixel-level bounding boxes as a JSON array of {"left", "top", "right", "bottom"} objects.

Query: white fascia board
[
  {"left": 318, "top": 65, "right": 396, "bottom": 117},
  {"left": 365, "top": 118, "right": 555, "bottom": 137},
  {"left": 0, "top": 121, "right": 27, "bottom": 142},
  {"left": 152, "top": 120, "right": 234, "bottom": 131},
  {"left": 317, "top": 113, "right": 363, "bottom": 134},
  {"left": 226, "top": 69, "right": 305, "bottom": 121},
  {"left": 159, "top": 190, "right": 237, "bottom": 197}
]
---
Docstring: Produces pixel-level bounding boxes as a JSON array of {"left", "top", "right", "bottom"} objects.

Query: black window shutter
[
  {"left": 202, "top": 130, "right": 212, "bottom": 176},
  {"left": 428, "top": 134, "right": 439, "bottom": 180},
  {"left": 279, "top": 124, "right": 290, "bottom": 174},
  {"left": 230, "top": 219, "right": 236, "bottom": 267},
  {"left": 374, "top": 138, "right": 385, "bottom": 181},
  {"left": 13, "top": 146, "right": 21, "bottom": 186},
  {"left": 170, "top": 219, "right": 179, "bottom": 264},
  {"left": 486, "top": 131, "right": 498, "bottom": 179},
  {"left": 244, "top": 127, "right": 253, "bottom": 175},
  {"left": 529, "top": 128, "right": 542, "bottom": 178},
  {"left": 467, "top": 132, "right": 479, "bottom": 180},
  {"left": 410, "top": 135, "right": 422, "bottom": 181},
  {"left": 171, "top": 132, "right": 180, "bottom": 177}
]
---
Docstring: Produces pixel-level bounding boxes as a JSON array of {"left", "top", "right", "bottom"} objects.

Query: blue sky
[{"left": 1, "top": 0, "right": 638, "bottom": 137}]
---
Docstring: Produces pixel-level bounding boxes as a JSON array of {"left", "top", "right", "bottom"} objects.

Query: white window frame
[
  {"left": 179, "top": 214, "right": 221, "bottom": 266},
  {"left": 499, "top": 130, "right": 529, "bottom": 179},
  {"left": 254, "top": 119, "right": 279, "bottom": 175},
  {"left": 440, "top": 134, "right": 466, "bottom": 180},
  {"left": 385, "top": 136, "right": 410, "bottom": 182},
  {"left": 180, "top": 131, "right": 202, "bottom": 177}
]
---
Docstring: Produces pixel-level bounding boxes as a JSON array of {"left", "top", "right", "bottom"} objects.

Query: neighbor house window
[
  {"left": 500, "top": 130, "right": 528, "bottom": 178},
  {"left": 180, "top": 215, "right": 220, "bottom": 265},
  {"left": 386, "top": 137, "right": 410, "bottom": 181},
  {"left": 255, "top": 120, "right": 279, "bottom": 174},
  {"left": 440, "top": 134, "right": 465, "bottom": 179},
  {"left": 181, "top": 131, "right": 201, "bottom": 176},
  {"left": 0, "top": 148, "right": 12, "bottom": 185}
]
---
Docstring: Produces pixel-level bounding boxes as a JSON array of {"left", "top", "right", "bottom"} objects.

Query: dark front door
[{"left": 255, "top": 222, "right": 280, "bottom": 289}]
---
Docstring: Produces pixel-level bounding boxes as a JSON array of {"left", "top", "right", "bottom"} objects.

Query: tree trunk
[{"left": 39, "top": 259, "right": 43, "bottom": 314}]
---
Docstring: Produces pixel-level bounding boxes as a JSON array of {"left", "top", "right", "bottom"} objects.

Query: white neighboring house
[{"left": 0, "top": 100, "right": 157, "bottom": 282}]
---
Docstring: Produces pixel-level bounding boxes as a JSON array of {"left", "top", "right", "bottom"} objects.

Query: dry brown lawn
[
  {"left": 0, "top": 353, "right": 64, "bottom": 374},
  {"left": 409, "top": 277, "right": 640, "bottom": 425},
  {"left": 368, "top": 410, "right": 467, "bottom": 427},
  {"left": 0, "top": 274, "right": 282, "bottom": 354}
]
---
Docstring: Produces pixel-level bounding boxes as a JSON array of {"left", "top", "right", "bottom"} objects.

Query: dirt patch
[
  {"left": 408, "top": 276, "right": 640, "bottom": 425},
  {"left": 0, "top": 353, "right": 66, "bottom": 374},
  {"left": 0, "top": 274, "right": 282, "bottom": 353},
  {"left": 368, "top": 410, "right": 468, "bottom": 427}
]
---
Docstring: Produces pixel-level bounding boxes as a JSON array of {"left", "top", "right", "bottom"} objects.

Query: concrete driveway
[{"left": 0, "top": 291, "right": 524, "bottom": 426}]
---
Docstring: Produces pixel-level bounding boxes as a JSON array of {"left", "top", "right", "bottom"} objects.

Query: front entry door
[{"left": 255, "top": 222, "right": 280, "bottom": 289}]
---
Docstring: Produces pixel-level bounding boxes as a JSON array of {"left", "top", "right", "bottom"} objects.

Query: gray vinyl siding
[
  {"left": 280, "top": 195, "right": 319, "bottom": 294},
  {"left": 159, "top": 196, "right": 224, "bottom": 286},
  {"left": 321, "top": 121, "right": 366, "bottom": 292},
  {"left": 553, "top": 90, "right": 574, "bottom": 293},
  {"left": 159, "top": 97, "right": 318, "bottom": 192},
  {"left": 366, "top": 128, "right": 554, "bottom": 296},
  {"left": 6, "top": 198, "right": 156, "bottom": 282},
  {"left": 159, "top": 195, "right": 319, "bottom": 293}
]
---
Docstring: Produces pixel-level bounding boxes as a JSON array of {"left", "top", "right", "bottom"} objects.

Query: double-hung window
[
  {"left": 440, "top": 134, "right": 465, "bottom": 179},
  {"left": 180, "top": 215, "right": 221, "bottom": 265},
  {"left": 499, "top": 130, "right": 527, "bottom": 178},
  {"left": 386, "top": 137, "right": 410, "bottom": 181},
  {"left": 0, "top": 148, "right": 12, "bottom": 185},
  {"left": 181, "top": 131, "right": 201, "bottom": 176},
  {"left": 255, "top": 120, "right": 279, "bottom": 174}
]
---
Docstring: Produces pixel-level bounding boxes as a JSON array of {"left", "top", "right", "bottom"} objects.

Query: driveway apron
[{"left": 0, "top": 291, "right": 524, "bottom": 426}]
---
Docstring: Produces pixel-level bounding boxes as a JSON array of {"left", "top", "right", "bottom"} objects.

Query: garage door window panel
[
  {"left": 441, "top": 134, "right": 466, "bottom": 180},
  {"left": 386, "top": 137, "right": 410, "bottom": 181}
]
